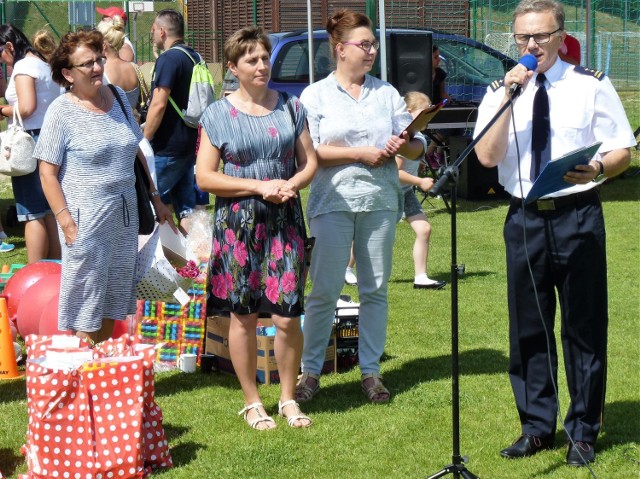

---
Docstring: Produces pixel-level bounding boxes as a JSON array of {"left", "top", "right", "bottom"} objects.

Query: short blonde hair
[
  {"left": 404, "top": 91, "right": 432, "bottom": 112},
  {"left": 97, "top": 15, "right": 125, "bottom": 52}
]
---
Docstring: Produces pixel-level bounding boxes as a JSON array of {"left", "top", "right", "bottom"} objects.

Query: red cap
[
  {"left": 560, "top": 34, "right": 581, "bottom": 65},
  {"left": 96, "top": 6, "right": 127, "bottom": 23}
]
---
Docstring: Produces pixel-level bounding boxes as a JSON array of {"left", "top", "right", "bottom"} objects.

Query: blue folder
[{"left": 525, "top": 142, "right": 602, "bottom": 204}]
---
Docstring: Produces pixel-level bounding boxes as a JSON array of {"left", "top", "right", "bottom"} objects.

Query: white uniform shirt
[{"left": 474, "top": 58, "right": 635, "bottom": 198}]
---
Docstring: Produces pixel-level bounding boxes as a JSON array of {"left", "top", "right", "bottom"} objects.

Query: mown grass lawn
[{"left": 0, "top": 124, "right": 638, "bottom": 479}]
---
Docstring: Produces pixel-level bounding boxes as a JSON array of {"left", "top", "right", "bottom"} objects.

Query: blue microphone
[{"left": 509, "top": 54, "right": 538, "bottom": 97}]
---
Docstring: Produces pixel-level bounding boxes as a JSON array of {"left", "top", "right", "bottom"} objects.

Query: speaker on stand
[
  {"left": 388, "top": 32, "right": 433, "bottom": 98},
  {"left": 449, "top": 135, "right": 507, "bottom": 200}
]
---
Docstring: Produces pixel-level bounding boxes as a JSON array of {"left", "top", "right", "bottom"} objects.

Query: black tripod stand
[{"left": 425, "top": 96, "right": 518, "bottom": 479}]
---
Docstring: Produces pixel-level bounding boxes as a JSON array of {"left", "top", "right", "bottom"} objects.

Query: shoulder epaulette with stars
[
  {"left": 574, "top": 66, "right": 606, "bottom": 81},
  {"left": 490, "top": 79, "right": 505, "bottom": 92}
]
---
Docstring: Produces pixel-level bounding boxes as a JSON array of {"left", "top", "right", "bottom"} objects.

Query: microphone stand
[{"left": 425, "top": 93, "right": 518, "bottom": 479}]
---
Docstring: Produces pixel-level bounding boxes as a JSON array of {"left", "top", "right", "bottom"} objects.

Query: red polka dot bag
[
  {"left": 22, "top": 354, "right": 146, "bottom": 479},
  {"left": 21, "top": 335, "right": 173, "bottom": 476}
]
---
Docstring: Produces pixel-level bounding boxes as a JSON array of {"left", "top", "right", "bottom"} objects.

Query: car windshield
[
  {"left": 270, "top": 36, "right": 334, "bottom": 83},
  {"left": 437, "top": 39, "right": 508, "bottom": 86}
]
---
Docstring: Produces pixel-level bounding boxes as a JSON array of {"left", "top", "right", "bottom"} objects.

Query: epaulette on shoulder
[
  {"left": 490, "top": 79, "right": 505, "bottom": 92},
  {"left": 574, "top": 65, "right": 606, "bottom": 81}
]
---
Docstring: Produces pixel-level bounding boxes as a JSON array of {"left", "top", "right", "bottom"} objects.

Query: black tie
[{"left": 531, "top": 73, "right": 550, "bottom": 181}]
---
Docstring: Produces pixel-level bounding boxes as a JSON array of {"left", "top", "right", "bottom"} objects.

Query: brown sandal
[
  {"left": 295, "top": 372, "right": 320, "bottom": 402},
  {"left": 361, "top": 373, "right": 390, "bottom": 403}
]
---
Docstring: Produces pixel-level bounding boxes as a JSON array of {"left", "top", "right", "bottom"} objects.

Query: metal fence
[
  {"left": 467, "top": 0, "right": 639, "bottom": 90},
  {"left": 0, "top": 1, "right": 179, "bottom": 63},
  {"left": 1, "top": 1, "right": 638, "bottom": 90}
]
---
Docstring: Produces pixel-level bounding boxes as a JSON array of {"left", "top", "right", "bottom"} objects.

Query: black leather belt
[
  {"left": 26, "top": 128, "right": 41, "bottom": 137},
  {"left": 510, "top": 188, "right": 599, "bottom": 212}
]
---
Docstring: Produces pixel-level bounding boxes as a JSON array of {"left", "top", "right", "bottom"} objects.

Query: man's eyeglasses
[
  {"left": 513, "top": 28, "right": 562, "bottom": 45},
  {"left": 71, "top": 57, "right": 105, "bottom": 70},
  {"left": 342, "top": 40, "right": 380, "bottom": 53}
]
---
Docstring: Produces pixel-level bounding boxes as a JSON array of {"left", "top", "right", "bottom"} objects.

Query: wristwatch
[
  {"left": 592, "top": 159, "right": 605, "bottom": 182},
  {"left": 150, "top": 190, "right": 160, "bottom": 197}
]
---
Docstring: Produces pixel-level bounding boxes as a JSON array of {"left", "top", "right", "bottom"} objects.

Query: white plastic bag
[{"left": 136, "top": 227, "right": 190, "bottom": 302}]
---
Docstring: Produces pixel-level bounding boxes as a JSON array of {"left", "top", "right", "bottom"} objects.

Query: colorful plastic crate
[{"left": 136, "top": 263, "right": 207, "bottom": 368}]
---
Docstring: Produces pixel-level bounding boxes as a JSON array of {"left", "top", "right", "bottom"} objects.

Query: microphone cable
[{"left": 508, "top": 105, "right": 598, "bottom": 477}]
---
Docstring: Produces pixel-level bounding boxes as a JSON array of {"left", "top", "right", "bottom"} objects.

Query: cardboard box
[{"left": 206, "top": 315, "right": 336, "bottom": 385}]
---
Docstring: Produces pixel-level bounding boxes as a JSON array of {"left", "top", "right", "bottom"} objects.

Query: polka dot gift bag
[
  {"left": 95, "top": 336, "right": 173, "bottom": 471},
  {"left": 21, "top": 355, "right": 146, "bottom": 479}
]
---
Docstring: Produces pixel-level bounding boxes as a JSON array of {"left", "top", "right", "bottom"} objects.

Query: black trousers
[{"left": 504, "top": 189, "right": 608, "bottom": 443}]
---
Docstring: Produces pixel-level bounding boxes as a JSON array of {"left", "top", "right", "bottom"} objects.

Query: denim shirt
[{"left": 300, "top": 73, "right": 426, "bottom": 219}]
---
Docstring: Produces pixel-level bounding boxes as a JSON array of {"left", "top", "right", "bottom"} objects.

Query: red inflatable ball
[
  {"left": 10, "top": 321, "right": 18, "bottom": 342},
  {"left": 4, "top": 261, "right": 61, "bottom": 325},
  {"left": 15, "top": 273, "right": 62, "bottom": 338},
  {"left": 37, "top": 291, "right": 72, "bottom": 337}
]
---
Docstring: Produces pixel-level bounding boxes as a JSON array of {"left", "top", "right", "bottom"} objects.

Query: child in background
[{"left": 397, "top": 91, "right": 446, "bottom": 289}]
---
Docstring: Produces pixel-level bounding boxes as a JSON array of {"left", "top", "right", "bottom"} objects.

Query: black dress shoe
[
  {"left": 500, "top": 434, "right": 554, "bottom": 459},
  {"left": 566, "top": 441, "right": 595, "bottom": 466},
  {"left": 413, "top": 280, "right": 446, "bottom": 290}
]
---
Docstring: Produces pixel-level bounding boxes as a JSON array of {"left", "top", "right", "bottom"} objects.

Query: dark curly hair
[
  {"left": 49, "top": 29, "right": 103, "bottom": 89},
  {"left": 0, "top": 24, "right": 45, "bottom": 65}
]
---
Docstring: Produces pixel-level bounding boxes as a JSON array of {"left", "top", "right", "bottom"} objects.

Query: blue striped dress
[
  {"left": 200, "top": 94, "right": 307, "bottom": 317},
  {"left": 33, "top": 87, "right": 143, "bottom": 332}
]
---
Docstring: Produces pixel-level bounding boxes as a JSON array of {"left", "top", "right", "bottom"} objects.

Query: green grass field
[{"left": 0, "top": 107, "right": 638, "bottom": 479}]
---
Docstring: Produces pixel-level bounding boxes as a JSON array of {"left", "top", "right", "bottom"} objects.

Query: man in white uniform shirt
[{"left": 474, "top": 0, "right": 634, "bottom": 467}]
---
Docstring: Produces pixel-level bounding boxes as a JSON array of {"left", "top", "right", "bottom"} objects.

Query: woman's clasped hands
[{"left": 261, "top": 179, "right": 298, "bottom": 204}]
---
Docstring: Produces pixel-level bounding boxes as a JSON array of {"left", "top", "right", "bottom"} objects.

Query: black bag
[
  {"left": 108, "top": 84, "right": 156, "bottom": 235},
  {"left": 134, "top": 159, "right": 155, "bottom": 235}
]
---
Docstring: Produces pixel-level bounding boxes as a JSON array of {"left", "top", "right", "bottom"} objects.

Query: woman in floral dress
[{"left": 196, "top": 26, "right": 317, "bottom": 430}]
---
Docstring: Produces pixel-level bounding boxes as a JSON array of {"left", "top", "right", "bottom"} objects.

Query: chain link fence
[
  {"left": 0, "top": 1, "right": 179, "bottom": 63},
  {"left": 466, "top": 0, "right": 639, "bottom": 90},
  {"left": 1, "top": 0, "right": 637, "bottom": 91}
]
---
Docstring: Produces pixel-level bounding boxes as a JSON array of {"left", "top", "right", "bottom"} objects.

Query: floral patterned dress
[{"left": 200, "top": 94, "right": 307, "bottom": 317}]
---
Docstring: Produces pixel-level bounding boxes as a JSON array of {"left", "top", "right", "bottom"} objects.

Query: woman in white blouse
[
  {"left": 298, "top": 9, "right": 426, "bottom": 404},
  {"left": 0, "top": 24, "right": 61, "bottom": 262}
]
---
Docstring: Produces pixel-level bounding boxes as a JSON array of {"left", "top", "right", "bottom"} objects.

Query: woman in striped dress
[{"left": 35, "top": 30, "right": 173, "bottom": 343}]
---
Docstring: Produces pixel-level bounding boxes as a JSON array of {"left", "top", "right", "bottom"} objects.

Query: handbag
[
  {"left": 108, "top": 84, "right": 156, "bottom": 235},
  {"left": 0, "top": 104, "right": 37, "bottom": 176},
  {"left": 135, "top": 158, "right": 156, "bottom": 235},
  {"left": 132, "top": 63, "right": 150, "bottom": 124}
]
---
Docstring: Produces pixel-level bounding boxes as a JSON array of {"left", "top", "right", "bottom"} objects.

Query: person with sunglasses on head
[
  {"left": 0, "top": 24, "right": 62, "bottom": 262},
  {"left": 96, "top": 6, "right": 135, "bottom": 63},
  {"left": 35, "top": 30, "right": 174, "bottom": 344},
  {"left": 474, "top": 0, "right": 634, "bottom": 467},
  {"left": 297, "top": 9, "right": 427, "bottom": 405}
]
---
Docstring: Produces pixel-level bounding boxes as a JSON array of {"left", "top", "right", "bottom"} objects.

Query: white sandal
[
  {"left": 278, "top": 399, "right": 312, "bottom": 428},
  {"left": 238, "top": 402, "right": 276, "bottom": 430}
]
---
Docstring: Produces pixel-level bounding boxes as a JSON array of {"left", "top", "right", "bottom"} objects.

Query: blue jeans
[
  {"left": 12, "top": 133, "right": 52, "bottom": 222},
  {"left": 154, "top": 153, "right": 196, "bottom": 219},
  {"left": 301, "top": 210, "right": 397, "bottom": 375}
]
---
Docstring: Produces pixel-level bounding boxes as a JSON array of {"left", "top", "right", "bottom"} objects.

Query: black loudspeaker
[
  {"left": 449, "top": 136, "right": 508, "bottom": 200},
  {"left": 388, "top": 32, "right": 433, "bottom": 98}
]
